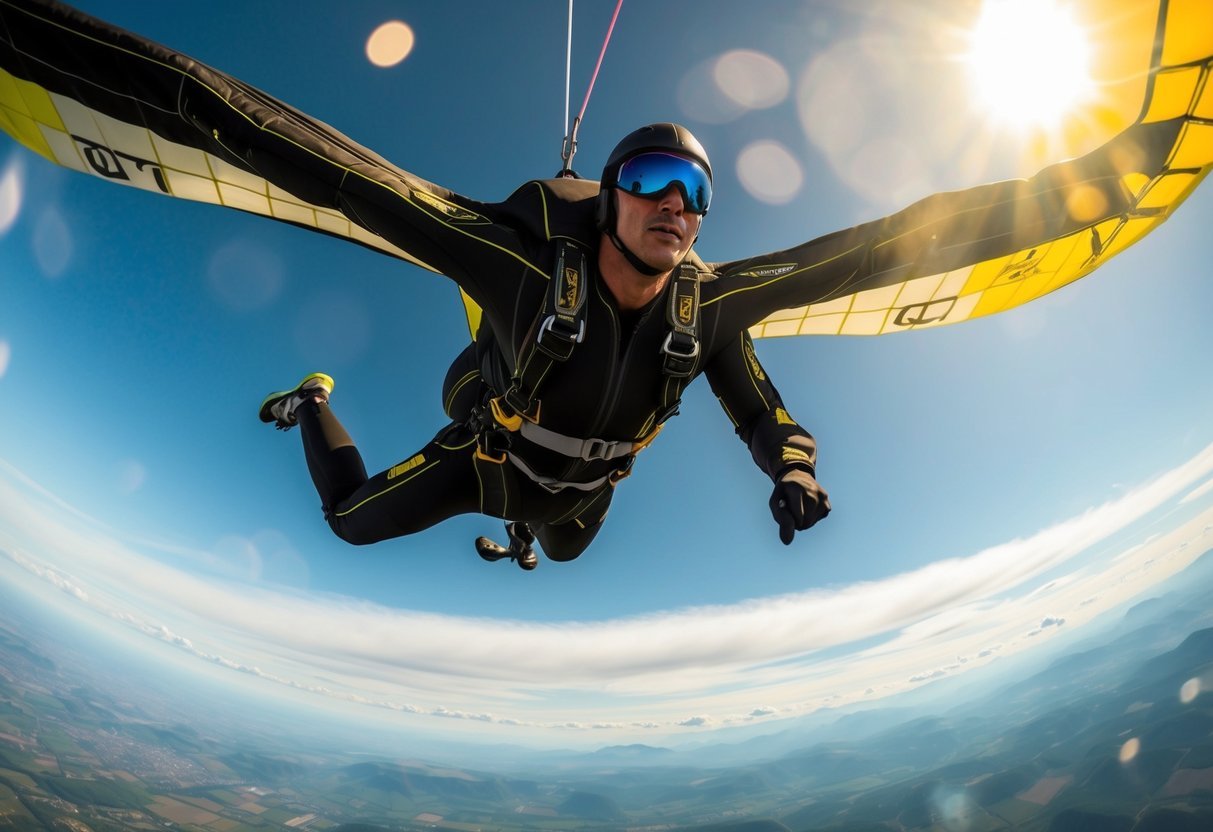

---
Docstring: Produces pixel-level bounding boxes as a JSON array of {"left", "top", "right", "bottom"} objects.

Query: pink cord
[{"left": 576, "top": 0, "right": 624, "bottom": 124}]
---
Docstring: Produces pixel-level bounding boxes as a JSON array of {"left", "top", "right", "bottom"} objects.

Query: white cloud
[
  {"left": 432, "top": 708, "right": 493, "bottom": 722},
  {"left": 2, "top": 441, "right": 1213, "bottom": 739},
  {"left": 1181, "top": 476, "right": 1213, "bottom": 505}
]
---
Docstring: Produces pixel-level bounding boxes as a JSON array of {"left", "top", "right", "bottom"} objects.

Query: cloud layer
[{"left": 3, "top": 443, "right": 1213, "bottom": 742}]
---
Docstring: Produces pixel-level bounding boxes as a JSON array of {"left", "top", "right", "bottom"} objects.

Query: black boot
[{"left": 475, "top": 522, "right": 538, "bottom": 570}]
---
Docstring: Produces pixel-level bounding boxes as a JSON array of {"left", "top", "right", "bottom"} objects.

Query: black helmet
[
  {"left": 602, "top": 123, "right": 713, "bottom": 184},
  {"left": 595, "top": 123, "right": 712, "bottom": 232}
]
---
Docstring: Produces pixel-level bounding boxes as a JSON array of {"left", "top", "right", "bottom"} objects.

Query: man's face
[{"left": 612, "top": 184, "right": 702, "bottom": 275}]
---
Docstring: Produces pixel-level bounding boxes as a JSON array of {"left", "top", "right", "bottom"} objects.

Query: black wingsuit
[
  {"left": 2, "top": 0, "right": 1188, "bottom": 558},
  {"left": 295, "top": 177, "right": 823, "bottom": 560}
]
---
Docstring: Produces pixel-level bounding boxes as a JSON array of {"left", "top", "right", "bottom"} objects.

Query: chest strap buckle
[{"left": 660, "top": 331, "right": 700, "bottom": 377}]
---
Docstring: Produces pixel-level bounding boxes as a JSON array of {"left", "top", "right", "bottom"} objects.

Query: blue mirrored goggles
[{"left": 614, "top": 152, "right": 712, "bottom": 214}]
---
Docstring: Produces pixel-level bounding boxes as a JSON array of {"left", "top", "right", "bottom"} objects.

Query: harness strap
[
  {"left": 507, "top": 452, "right": 613, "bottom": 493},
  {"left": 473, "top": 437, "right": 513, "bottom": 518},
  {"left": 499, "top": 239, "right": 589, "bottom": 418},
  {"left": 518, "top": 418, "right": 662, "bottom": 462},
  {"left": 661, "top": 263, "right": 701, "bottom": 378},
  {"left": 536, "top": 242, "right": 589, "bottom": 358},
  {"left": 643, "top": 263, "right": 702, "bottom": 432},
  {"left": 481, "top": 246, "right": 702, "bottom": 478}
]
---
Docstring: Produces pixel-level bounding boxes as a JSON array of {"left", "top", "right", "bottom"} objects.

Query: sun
[{"left": 965, "top": 0, "right": 1094, "bottom": 129}]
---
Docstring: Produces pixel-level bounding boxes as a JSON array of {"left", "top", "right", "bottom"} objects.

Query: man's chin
[{"left": 639, "top": 249, "right": 682, "bottom": 275}]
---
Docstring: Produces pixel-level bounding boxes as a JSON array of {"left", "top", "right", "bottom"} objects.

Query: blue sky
[{"left": 1, "top": 0, "right": 1212, "bottom": 747}]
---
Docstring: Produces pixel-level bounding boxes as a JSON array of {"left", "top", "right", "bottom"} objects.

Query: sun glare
[{"left": 966, "top": 0, "right": 1093, "bottom": 128}]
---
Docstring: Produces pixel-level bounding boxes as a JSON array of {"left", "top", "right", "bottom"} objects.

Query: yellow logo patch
[
  {"left": 678, "top": 296, "right": 695, "bottom": 325},
  {"left": 736, "top": 263, "right": 796, "bottom": 279},
  {"left": 561, "top": 267, "right": 580, "bottom": 308},
  {"left": 744, "top": 340, "right": 766, "bottom": 381},
  {"left": 993, "top": 248, "right": 1044, "bottom": 285},
  {"left": 387, "top": 454, "right": 426, "bottom": 480},
  {"left": 412, "top": 189, "right": 482, "bottom": 222},
  {"left": 775, "top": 407, "right": 797, "bottom": 426}
]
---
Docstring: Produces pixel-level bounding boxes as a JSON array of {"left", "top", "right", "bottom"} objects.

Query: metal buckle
[
  {"left": 661, "top": 331, "right": 699, "bottom": 378},
  {"left": 580, "top": 437, "right": 616, "bottom": 461},
  {"left": 539, "top": 314, "right": 586, "bottom": 345},
  {"left": 660, "top": 331, "right": 700, "bottom": 360}
]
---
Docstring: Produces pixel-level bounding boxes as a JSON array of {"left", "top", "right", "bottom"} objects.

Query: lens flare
[
  {"left": 207, "top": 238, "right": 285, "bottom": 312},
  {"left": 965, "top": 0, "right": 1094, "bottom": 128},
  {"left": 1119, "top": 737, "right": 1140, "bottom": 763},
  {"left": 366, "top": 20, "right": 415, "bottom": 68},
  {"left": 713, "top": 50, "right": 789, "bottom": 110},
  {"left": 33, "top": 208, "right": 72, "bottom": 279},
  {"left": 0, "top": 161, "right": 22, "bottom": 235},
  {"left": 737, "top": 141, "right": 803, "bottom": 205},
  {"left": 116, "top": 460, "right": 147, "bottom": 495}
]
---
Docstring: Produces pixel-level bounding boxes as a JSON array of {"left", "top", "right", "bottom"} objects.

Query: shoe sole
[
  {"left": 476, "top": 537, "right": 538, "bottom": 570},
  {"left": 258, "top": 372, "right": 334, "bottom": 423},
  {"left": 476, "top": 537, "right": 512, "bottom": 561}
]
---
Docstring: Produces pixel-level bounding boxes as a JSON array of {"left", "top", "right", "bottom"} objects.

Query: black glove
[{"left": 769, "top": 466, "right": 831, "bottom": 545}]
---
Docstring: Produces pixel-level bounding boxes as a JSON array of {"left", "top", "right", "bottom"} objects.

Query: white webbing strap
[{"left": 518, "top": 420, "right": 637, "bottom": 461}]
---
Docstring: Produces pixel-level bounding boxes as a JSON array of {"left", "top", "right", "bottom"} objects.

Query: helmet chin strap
[{"left": 606, "top": 229, "right": 666, "bottom": 277}]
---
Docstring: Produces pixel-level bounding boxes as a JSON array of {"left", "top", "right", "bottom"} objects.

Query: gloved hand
[{"left": 769, "top": 466, "right": 831, "bottom": 545}]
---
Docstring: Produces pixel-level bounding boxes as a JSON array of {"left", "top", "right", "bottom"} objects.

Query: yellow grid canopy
[{"left": 1, "top": 0, "right": 1210, "bottom": 341}]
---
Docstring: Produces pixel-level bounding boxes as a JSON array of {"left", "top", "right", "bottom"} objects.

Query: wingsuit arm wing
[
  {"left": 702, "top": 1, "right": 1212, "bottom": 339},
  {"left": 0, "top": 0, "right": 544, "bottom": 293},
  {"left": 706, "top": 117, "right": 1209, "bottom": 339}
]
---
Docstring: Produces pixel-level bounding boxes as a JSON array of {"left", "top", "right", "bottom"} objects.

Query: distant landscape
[{"left": 2, "top": 550, "right": 1213, "bottom": 831}]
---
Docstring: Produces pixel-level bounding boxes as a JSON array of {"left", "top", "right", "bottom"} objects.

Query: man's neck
[{"left": 598, "top": 234, "right": 671, "bottom": 311}]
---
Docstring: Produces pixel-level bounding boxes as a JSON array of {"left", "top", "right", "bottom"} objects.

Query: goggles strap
[{"left": 607, "top": 228, "right": 664, "bottom": 277}]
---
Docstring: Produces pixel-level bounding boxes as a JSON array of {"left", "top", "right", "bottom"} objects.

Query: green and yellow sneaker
[{"left": 258, "top": 373, "right": 334, "bottom": 430}]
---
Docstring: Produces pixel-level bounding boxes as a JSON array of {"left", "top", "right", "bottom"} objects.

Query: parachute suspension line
[
  {"left": 563, "top": 0, "right": 573, "bottom": 144},
  {"left": 575, "top": 0, "right": 623, "bottom": 128},
  {"left": 559, "top": 0, "right": 624, "bottom": 178}
]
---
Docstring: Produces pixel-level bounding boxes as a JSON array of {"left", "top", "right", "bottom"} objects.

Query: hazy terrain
[{"left": 2, "top": 551, "right": 1213, "bottom": 831}]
